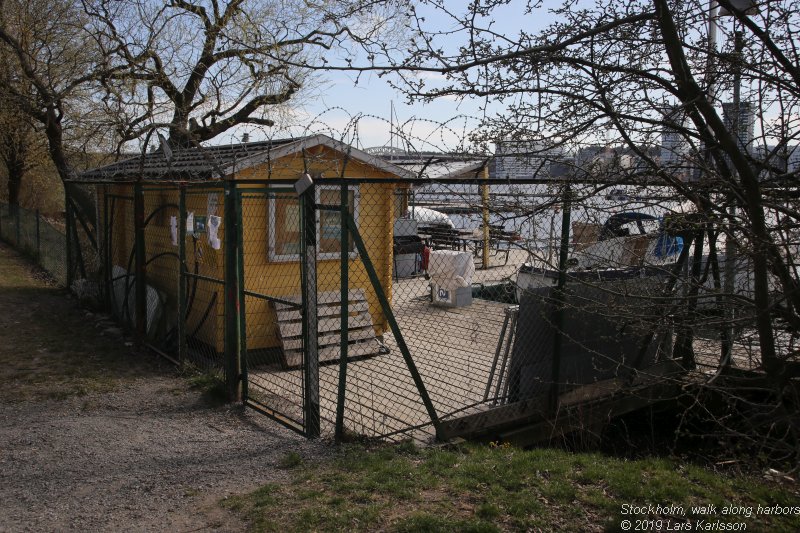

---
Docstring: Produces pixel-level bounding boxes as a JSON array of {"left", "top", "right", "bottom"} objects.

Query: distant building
[
  {"left": 789, "top": 145, "right": 800, "bottom": 173},
  {"left": 661, "top": 105, "right": 688, "bottom": 164},
  {"left": 660, "top": 105, "right": 693, "bottom": 180},
  {"left": 722, "top": 101, "right": 755, "bottom": 154},
  {"left": 491, "top": 140, "right": 567, "bottom": 179}
]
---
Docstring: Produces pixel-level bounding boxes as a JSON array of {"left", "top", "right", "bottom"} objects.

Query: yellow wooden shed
[{"left": 82, "top": 134, "right": 414, "bottom": 364}]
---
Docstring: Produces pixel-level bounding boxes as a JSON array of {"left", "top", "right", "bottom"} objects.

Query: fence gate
[
  {"left": 236, "top": 181, "right": 442, "bottom": 441},
  {"left": 237, "top": 185, "right": 312, "bottom": 435}
]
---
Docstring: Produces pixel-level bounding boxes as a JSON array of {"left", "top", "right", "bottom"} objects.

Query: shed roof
[
  {"left": 378, "top": 152, "right": 490, "bottom": 180},
  {"left": 77, "top": 134, "right": 415, "bottom": 182}
]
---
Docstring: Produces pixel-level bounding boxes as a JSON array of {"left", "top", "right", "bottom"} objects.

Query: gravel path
[{"left": 0, "top": 243, "right": 328, "bottom": 532}]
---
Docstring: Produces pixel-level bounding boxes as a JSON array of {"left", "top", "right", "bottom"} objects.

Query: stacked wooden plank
[{"left": 273, "top": 289, "right": 383, "bottom": 368}]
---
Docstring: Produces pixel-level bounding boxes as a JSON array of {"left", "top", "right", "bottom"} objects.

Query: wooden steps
[{"left": 273, "top": 289, "right": 384, "bottom": 368}]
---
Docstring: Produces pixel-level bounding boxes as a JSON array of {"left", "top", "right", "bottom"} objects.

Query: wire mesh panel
[
  {"left": 39, "top": 219, "right": 67, "bottom": 286},
  {"left": 310, "top": 178, "right": 733, "bottom": 443},
  {"left": 315, "top": 180, "right": 438, "bottom": 441},
  {"left": 0, "top": 202, "right": 67, "bottom": 286},
  {"left": 17, "top": 207, "right": 38, "bottom": 258},
  {"left": 105, "top": 192, "right": 137, "bottom": 330},
  {"left": 238, "top": 186, "right": 309, "bottom": 433},
  {"left": 181, "top": 187, "right": 227, "bottom": 377},
  {"left": 137, "top": 186, "right": 183, "bottom": 359}
]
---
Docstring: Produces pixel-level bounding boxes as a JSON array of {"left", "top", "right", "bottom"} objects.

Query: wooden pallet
[{"left": 273, "top": 289, "right": 383, "bottom": 368}]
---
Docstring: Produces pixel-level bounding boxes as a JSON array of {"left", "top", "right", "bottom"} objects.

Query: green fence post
[
  {"left": 178, "top": 185, "right": 188, "bottom": 366},
  {"left": 65, "top": 197, "right": 74, "bottom": 288},
  {"left": 299, "top": 177, "right": 320, "bottom": 438},
  {"left": 35, "top": 209, "right": 40, "bottom": 260},
  {"left": 15, "top": 204, "right": 20, "bottom": 248},
  {"left": 550, "top": 184, "right": 571, "bottom": 413},
  {"left": 103, "top": 191, "right": 112, "bottom": 311},
  {"left": 335, "top": 182, "right": 349, "bottom": 442},
  {"left": 134, "top": 182, "right": 147, "bottom": 343},
  {"left": 237, "top": 188, "right": 248, "bottom": 402},
  {"left": 223, "top": 181, "right": 242, "bottom": 402}
]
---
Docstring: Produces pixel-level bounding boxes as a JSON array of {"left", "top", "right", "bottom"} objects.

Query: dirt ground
[{"left": 0, "top": 242, "right": 328, "bottom": 532}]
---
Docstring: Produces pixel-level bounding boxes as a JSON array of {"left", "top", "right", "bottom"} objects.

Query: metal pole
[
  {"left": 300, "top": 181, "right": 320, "bottom": 438},
  {"left": 178, "top": 186, "right": 188, "bottom": 366},
  {"left": 722, "top": 29, "right": 744, "bottom": 367},
  {"left": 481, "top": 164, "right": 490, "bottom": 269},
  {"left": 133, "top": 182, "right": 147, "bottom": 343},
  {"left": 223, "top": 181, "right": 242, "bottom": 402},
  {"left": 103, "top": 192, "right": 111, "bottom": 311},
  {"left": 550, "top": 184, "right": 571, "bottom": 413},
  {"left": 65, "top": 195, "right": 73, "bottom": 288},
  {"left": 35, "top": 209, "right": 40, "bottom": 261},
  {"left": 335, "top": 182, "right": 349, "bottom": 442},
  {"left": 15, "top": 203, "right": 20, "bottom": 247},
  {"left": 237, "top": 188, "right": 248, "bottom": 401}
]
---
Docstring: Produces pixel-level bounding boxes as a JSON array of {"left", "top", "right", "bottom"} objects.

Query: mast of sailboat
[{"left": 389, "top": 100, "right": 395, "bottom": 157}]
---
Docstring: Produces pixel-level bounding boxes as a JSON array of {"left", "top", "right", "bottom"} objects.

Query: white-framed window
[{"left": 268, "top": 185, "right": 360, "bottom": 262}]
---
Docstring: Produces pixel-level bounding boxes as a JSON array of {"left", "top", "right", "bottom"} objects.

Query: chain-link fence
[
  {"left": 5, "top": 172, "right": 787, "bottom": 445},
  {"left": 225, "top": 177, "right": 781, "bottom": 443},
  {"left": 0, "top": 202, "right": 69, "bottom": 285}
]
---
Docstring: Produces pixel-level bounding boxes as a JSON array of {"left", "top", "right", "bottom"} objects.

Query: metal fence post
[
  {"left": 178, "top": 185, "right": 188, "bottom": 366},
  {"left": 65, "top": 197, "right": 74, "bottom": 288},
  {"left": 35, "top": 209, "right": 40, "bottom": 260},
  {"left": 223, "top": 180, "right": 242, "bottom": 402},
  {"left": 335, "top": 182, "right": 349, "bottom": 442},
  {"left": 481, "top": 165, "right": 490, "bottom": 269},
  {"left": 15, "top": 204, "right": 20, "bottom": 247},
  {"left": 299, "top": 178, "right": 320, "bottom": 438},
  {"left": 103, "top": 191, "right": 112, "bottom": 312},
  {"left": 236, "top": 188, "right": 248, "bottom": 402},
  {"left": 550, "top": 184, "right": 571, "bottom": 413},
  {"left": 133, "top": 182, "right": 147, "bottom": 343}
]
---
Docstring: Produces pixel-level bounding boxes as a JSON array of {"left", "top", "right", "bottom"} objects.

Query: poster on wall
[
  {"left": 194, "top": 215, "right": 208, "bottom": 235},
  {"left": 169, "top": 216, "right": 178, "bottom": 246},
  {"left": 207, "top": 215, "right": 221, "bottom": 250},
  {"left": 207, "top": 193, "right": 219, "bottom": 217}
]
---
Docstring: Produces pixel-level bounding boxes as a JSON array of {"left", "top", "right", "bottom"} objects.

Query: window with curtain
[{"left": 268, "top": 186, "right": 359, "bottom": 262}]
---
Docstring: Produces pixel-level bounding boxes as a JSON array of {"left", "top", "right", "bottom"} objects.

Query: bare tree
[
  {"left": 83, "top": 0, "right": 407, "bottom": 148},
  {"left": 0, "top": 0, "right": 406, "bottom": 226},
  {"left": 0, "top": 0, "right": 116, "bottom": 225},
  {"left": 370, "top": 0, "right": 800, "bottom": 461}
]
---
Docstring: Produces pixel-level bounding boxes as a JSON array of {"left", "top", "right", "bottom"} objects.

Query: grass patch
[
  {"left": 225, "top": 442, "right": 800, "bottom": 532},
  {"left": 278, "top": 451, "right": 303, "bottom": 469},
  {"left": 185, "top": 369, "right": 228, "bottom": 405}
]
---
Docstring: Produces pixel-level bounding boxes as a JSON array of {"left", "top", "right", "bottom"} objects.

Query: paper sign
[
  {"left": 207, "top": 215, "right": 221, "bottom": 250},
  {"left": 186, "top": 212, "right": 194, "bottom": 236},
  {"left": 207, "top": 193, "right": 219, "bottom": 217},
  {"left": 194, "top": 215, "right": 208, "bottom": 235},
  {"left": 170, "top": 216, "right": 178, "bottom": 246}
]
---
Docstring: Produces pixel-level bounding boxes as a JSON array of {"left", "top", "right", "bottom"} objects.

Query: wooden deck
[
  {"left": 246, "top": 254, "right": 764, "bottom": 443},
  {"left": 247, "top": 278, "right": 514, "bottom": 440}
]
